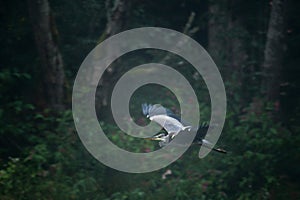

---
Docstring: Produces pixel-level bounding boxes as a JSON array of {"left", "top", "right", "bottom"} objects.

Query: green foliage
[{"left": 0, "top": 108, "right": 106, "bottom": 199}]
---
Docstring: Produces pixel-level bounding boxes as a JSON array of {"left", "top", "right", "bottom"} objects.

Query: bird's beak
[{"left": 145, "top": 137, "right": 163, "bottom": 141}]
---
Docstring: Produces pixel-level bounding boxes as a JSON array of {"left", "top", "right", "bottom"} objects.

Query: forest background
[{"left": 0, "top": 0, "right": 300, "bottom": 199}]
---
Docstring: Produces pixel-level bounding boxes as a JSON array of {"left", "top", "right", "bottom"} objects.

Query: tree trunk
[
  {"left": 96, "top": 0, "right": 132, "bottom": 111},
  {"left": 207, "top": 0, "right": 229, "bottom": 69},
  {"left": 208, "top": 0, "right": 248, "bottom": 111},
  {"left": 262, "top": 0, "right": 285, "bottom": 104},
  {"left": 103, "top": 0, "right": 131, "bottom": 39},
  {"left": 28, "top": 0, "right": 65, "bottom": 110}
]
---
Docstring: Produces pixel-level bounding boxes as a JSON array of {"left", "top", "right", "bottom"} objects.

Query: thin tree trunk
[
  {"left": 227, "top": 18, "right": 248, "bottom": 107},
  {"left": 208, "top": 0, "right": 229, "bottom": 69},
  {"left": 208, "top": 0, "right": 247, "bottom": 87},
  {"left": 96, "top": 0, "right": 132, "bottom": 110},
  {"left": 262, "top": 0, "right": 285, "bottom": 104},
  {"left": 103, "top": 0, "right": 131, "bottom": 39},
  {"left": 28, "top": 0, "right": 65, "bottom": 110}
]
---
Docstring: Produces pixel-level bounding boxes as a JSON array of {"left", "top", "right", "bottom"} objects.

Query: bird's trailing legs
[
  {"left": 146, "top": 135, "right": 227, "bottom": 154},
  {"left": 193, "top": 139, "right": 227, "bottom": 154}
]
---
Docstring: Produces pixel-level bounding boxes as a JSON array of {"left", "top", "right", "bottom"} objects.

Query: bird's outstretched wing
[
  {"left": 149, "top": 114, "right": 191, "bottom": 134},
  {"left": 142, "top": 103, "right": 181, "bottom": 121},
  {"left": 142, "top": 103, "right": 190, "bottom": 137}
]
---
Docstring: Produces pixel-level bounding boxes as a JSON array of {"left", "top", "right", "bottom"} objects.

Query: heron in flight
[{"left": 142, "top": 103, "right": 226, "bottom": 154}]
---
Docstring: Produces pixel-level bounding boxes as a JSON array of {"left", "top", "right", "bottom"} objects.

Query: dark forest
[{"left": 1, "top": 0, "right": 300, "bottom": 199}]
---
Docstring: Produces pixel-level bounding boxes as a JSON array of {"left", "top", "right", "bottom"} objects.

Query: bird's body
[
  {"left": 149, "top": 114, "right": 191, "bottom": 138},
  {"left": 142, "top": 103, "right": 226, "bottom": 154}
]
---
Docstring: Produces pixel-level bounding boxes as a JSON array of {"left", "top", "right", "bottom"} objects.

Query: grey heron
[{"left": 142, "top": 103, "right": 226, "bottom": 154}]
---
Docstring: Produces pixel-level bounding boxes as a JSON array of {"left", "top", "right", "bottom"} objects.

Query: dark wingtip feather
[{"left": 142, "top": 103, "right": 152, "bottom": 116}]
